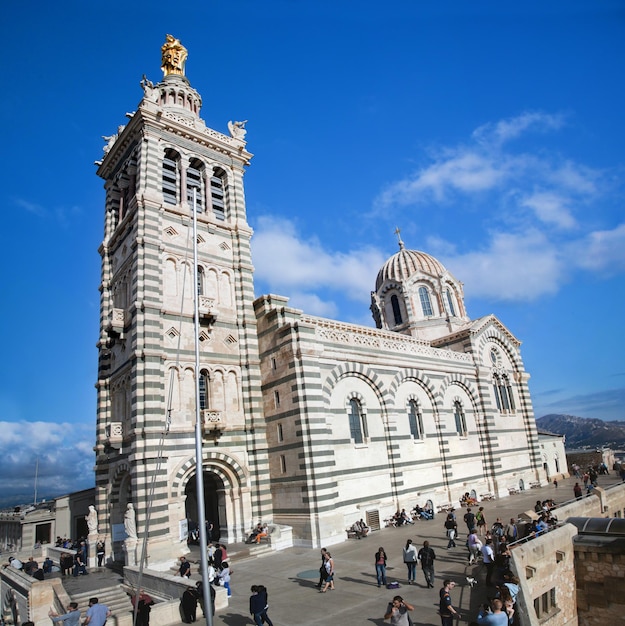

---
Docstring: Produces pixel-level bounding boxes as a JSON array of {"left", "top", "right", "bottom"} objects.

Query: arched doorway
[{"left": 185, "top": 471, "right": 224, "bottom": 542}]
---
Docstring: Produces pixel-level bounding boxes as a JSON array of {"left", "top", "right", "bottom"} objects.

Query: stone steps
[{"left": 69, "top": 585, "right": 134, "bottom": 621}]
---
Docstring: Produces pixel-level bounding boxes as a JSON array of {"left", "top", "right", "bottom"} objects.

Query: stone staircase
[{"left": 69, "top": 586, "right": 134, "bottom": 626}]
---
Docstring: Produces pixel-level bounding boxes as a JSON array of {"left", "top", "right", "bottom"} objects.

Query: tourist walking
[
  {"left": 476, "top": 507, "right": 487, "bottom": 537},
  {"left": 417, "top": 540, "right": 436, "bottom": 588},
  {"left": 375, "top": 546, "right": 388, "bottom": 588},
  {"left": 439, "top": 580, "right": 461, "bottom": 626},
  {"left": 468, "top": 529, "right": 482, "bottom": 565},
  {"left": 463, "top": 508, "right": 476, "bottom": 534},
  {"left": 444, "top": 513, "right": 457, "bottom": 548},
  {"left": 320, "top": 551, "right": 335, "bottom": 592},
  {"left": 316, "top": 548, "right": 328, "bottom": 588},
  {"left": 250, "top": 585, "right": 274, "bottom": 626},
  {"left": 83, "top": 598, "right": 111, "bottom": 626},
  {"left": 402, "top": 539, "right": 418, "bottom": 584}
]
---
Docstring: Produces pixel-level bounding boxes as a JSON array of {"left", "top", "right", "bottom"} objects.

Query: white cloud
[
  {"left": 442, "top": 230, "right": 564, "bottom": 301},
  {"left": 472, "top": 111, "right": 565, "bottom": 147},
  {"left": 376, "top": 150, "right": 505, "bottom": 206},
  {"left": 252, "top": 216, "right": 385, "bottom": 303},
  {"left": 519, "top": 191, "right": 577, "bottom": 230},
  {"left": 373, "top": 112, "right": 602, "bottom": 232},
  {"left": 572, "top": 223, "right": 625, "bottom": 274},
  {"left": 14, "top": 198, "right": 46, "bottom": 217},
  {"left": 0, "top": 421, "right": 94, "bottom": 507}
]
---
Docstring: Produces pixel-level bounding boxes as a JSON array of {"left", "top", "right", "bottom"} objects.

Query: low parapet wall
[{"left": 509, "top": 481, "right": 625, "bottom": 626}]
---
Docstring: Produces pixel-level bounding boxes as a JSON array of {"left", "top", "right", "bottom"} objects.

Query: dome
[{"left": 375, "top": 243, "right": 447, "bottom": 291}]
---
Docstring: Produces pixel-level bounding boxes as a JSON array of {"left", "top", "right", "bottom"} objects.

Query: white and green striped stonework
[{"left": 93, "top": 45, "right": 550, "bottom": 562}]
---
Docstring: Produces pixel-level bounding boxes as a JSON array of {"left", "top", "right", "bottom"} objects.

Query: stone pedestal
[
  {"left": 124, "top": 538, "right": 138, "bottom": 566},
  {"left": 87, "top": 533, "right": 98, "bottom": 569}
]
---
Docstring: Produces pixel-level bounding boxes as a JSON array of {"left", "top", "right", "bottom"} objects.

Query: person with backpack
[
  {"left": 476, "top": 507, "right": 487, "bottom": 537},
  {"left": 417, "top": 540, "right": 436, "bottom": 588}
]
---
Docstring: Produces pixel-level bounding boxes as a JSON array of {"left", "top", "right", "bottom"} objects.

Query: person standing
[
  {"left": 417, "top": 540, "right": 436, "bottom": 588},
  {"left": 477, "top": 598, "right": 509, "bottom": 625},
  {"left": 384, "top": 595, "right": 414, "bottom": 626},
  {"left": 180, "top": 586, "right": 198, "bottom": 623},
  {"left": 574, "top": 482, "right": 583, "bottom": 500},
  {"left": 374, "top": 546, "right": 388, "bottom": 588},
  {"left": 316, "top": 548, "right": 328, "bottom": 588},
  {"left": 131, "top": 590, "right": 154, "bottom": 626},
  {"left": 504, "top": 518, "right": 517, "bottom": 544},
  {"left": 481, "top": 538, "right": 495, "bottom": 586},
  {"left": 82, "top": 598, "right": 111, "bottom": 626},
  {"left": 444, "top": 513, "right": 458, "bottom": 549},
  {"left": 73, "top": 552, "right": 87, "bottom": 577},
  {"left": 49, "top": 602, "right": 81, "bottom": 626},
  {"left": 402, "top": 539, "right": 418, "bottom": 585},
  {"left": 439, "top": 580, "right": 461, "bottom": 626},
  {"left": 96, "top": 541, "right": 105, "bottom": 567},
  {"left": 219, "top": 561, "right": 232, "bottom": 597}
]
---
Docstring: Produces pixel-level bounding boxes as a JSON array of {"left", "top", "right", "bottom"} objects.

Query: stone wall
[{"left": 575, "top": 538, "right": 625, "bottom": 626}]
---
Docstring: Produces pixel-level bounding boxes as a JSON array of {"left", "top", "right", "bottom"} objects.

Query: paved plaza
[
  {"left": 187, "top": 472, "right": 620, "bottom": 626},
  {"left": 56, "top": 472, "right": 620, "bottom": 626}
]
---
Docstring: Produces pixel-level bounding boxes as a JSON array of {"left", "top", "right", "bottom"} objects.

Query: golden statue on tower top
[{"left": 161, "top": 34, "right": 188, "bottom": 77}]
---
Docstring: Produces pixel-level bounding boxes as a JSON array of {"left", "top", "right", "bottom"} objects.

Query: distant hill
[{"left": 537, "top": 414, "right": 625, "bottom": 449}]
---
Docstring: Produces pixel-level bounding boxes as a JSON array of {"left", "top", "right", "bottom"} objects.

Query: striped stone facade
[
  {"left": 254, "top": 295, "right": 544, "bottom": 547},
  {"left": 94, "top": 45, "right": 545, "bottom": 558},
  {"left": 95, "top": 71, "right": 271, "bottom": 565}
]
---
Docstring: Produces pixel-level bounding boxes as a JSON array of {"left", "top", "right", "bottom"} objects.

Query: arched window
[
  {"left": 348, "top": 398, "right": 368, "bottom": 444},
  {"left": 493, "top": 374, "right": 515, "bottom": 412},
  {"left": 453, "top": 400, "right": 467, "bottom": 437},
  {"left": 418, "top": 286, "right": 433, "bottom": 316},
  {"left": 198, "top": 370, "right": 210, "bottom": 410},
  {"left": 187, "top": 158, "right": 204, "bottom": 211},
  {"left": 391, "top": 294, "right": 403, "bottom": 325},
  {"left": 445, "top": 289, "right": 456, "bottom": 316},
  {"left": 408, "top": 400, "right": 423, "bottom": 439},
  {"left": 210, "top": 169, "right": 226, "bottom": 221},
  {"left": 162, "top": 149, "right": 179, "bottom": 205}
]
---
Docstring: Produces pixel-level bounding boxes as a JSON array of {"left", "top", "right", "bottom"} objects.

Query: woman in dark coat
[{"left": 181, "top": 586, "right": 198, "bottom": 623}]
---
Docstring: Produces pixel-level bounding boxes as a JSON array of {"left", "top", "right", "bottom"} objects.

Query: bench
[
  {"left": 436, "top": 503, "right": 453, "bottom": 514},
  {"left": 480, "top": 493, "right": 496, "bottom": 501},
  {"left": 346, "top": 528, "right": 360, "bottom": 539},
  {"left": 384, "top": 517, "right": 398, "bottom": 528},
  {"left": 508, "top": 487, "right": 520, "bottom": 495},
  {"left": 529, "top": 481, "right": 541, "bottom": 489}
]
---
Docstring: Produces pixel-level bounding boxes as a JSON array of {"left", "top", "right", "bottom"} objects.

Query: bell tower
[{"left": 94, "top": 36, "right": 272, "bottom": 565}]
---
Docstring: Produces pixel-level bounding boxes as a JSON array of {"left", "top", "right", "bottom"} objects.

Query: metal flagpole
[{"left": 192, "top": 186, "right": 214, "bottom": 626}]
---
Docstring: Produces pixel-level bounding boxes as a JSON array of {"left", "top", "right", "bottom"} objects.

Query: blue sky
[{"left": 1, "top": 1, "right": 624, "bottom": 506}]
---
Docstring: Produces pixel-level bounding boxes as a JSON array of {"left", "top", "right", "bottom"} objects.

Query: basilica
[{"left": 94, "top": 36, "right": 546, "bottom": 564}]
